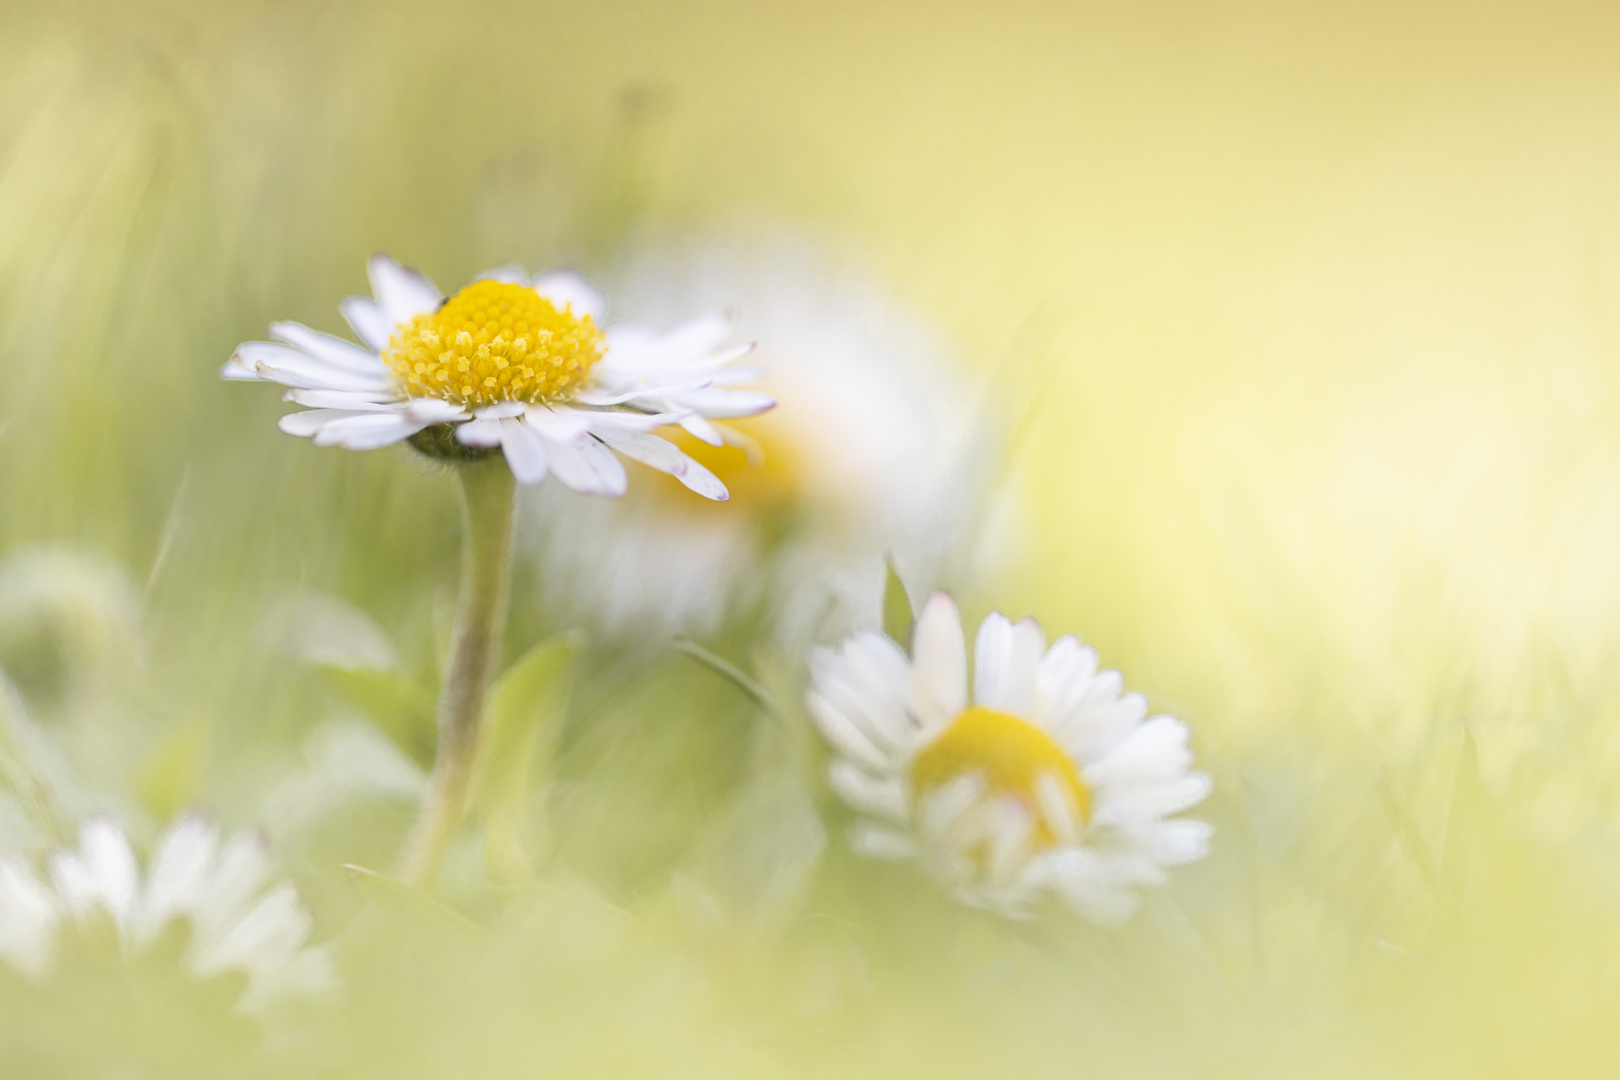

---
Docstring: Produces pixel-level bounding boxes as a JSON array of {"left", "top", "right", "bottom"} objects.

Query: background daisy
[{"left": 809, "top": 592, "right": 1211, "bottom": 921}]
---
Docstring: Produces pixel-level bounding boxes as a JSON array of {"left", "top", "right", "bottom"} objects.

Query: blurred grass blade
[
  {"left": 882, "top": 555, "right": 914, "bottom": 648},
  {"left": 674, "top": 636, "right": 780, "bottom": 715},
  {"left": 1438, "top": 728, "right": 1481, "bottom": 927},
  {"left": 1377, "top": 771, "right": 1441, "bottom": 897},
  {"left": 0, "top": 673, "right": 61, "bottom": 840}
]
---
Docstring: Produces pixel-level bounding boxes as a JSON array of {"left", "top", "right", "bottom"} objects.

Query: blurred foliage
[{"left": 1, "top": 0, "right": 1619, "bottom": 1077}]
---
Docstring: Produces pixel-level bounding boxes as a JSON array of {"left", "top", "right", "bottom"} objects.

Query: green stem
[{"left": 399, "top": 458, "right": 516, "bottom": 888}]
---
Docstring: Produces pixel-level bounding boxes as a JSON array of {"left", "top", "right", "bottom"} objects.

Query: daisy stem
[{"left": 399, "top": 457, "right": 516, "bottom": 888}]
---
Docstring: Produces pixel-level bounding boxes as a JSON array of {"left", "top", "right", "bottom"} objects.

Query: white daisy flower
[
  {"left": 528, "top": 239, "right": 985, "bottom": 638},
  {"left": 223, "top": 254, "right": 774, "bottom": 499},
  {"left": 0, "top": 815, "right": 331, "bottom": 1012},
  {"left": 808, "top": 593, "right": 1212, "bottom": 922}
]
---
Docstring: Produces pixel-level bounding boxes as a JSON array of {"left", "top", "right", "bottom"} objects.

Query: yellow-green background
[{"left": 3, "top": 0, "right": 1620, "bottom": 1076}]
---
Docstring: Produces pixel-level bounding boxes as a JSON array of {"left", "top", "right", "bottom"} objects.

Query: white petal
[
  {"left": 848, "top": 823, "right": 916, "bottom": 861},
  {"left": 477, "top": 264, "right": 529, "bottom": 285},
  {"left": 269, "top": 321, "right": 386, "bottom": 376},
  {"left": 401, "top": 398, "right": 467, "bottom": 424},
  {"left": 190, "top": 832, "right": 270, "bottom": 940},
  {"left": 678, "top": 411, "right": 724, "bottom": 447},
  {"left": 1091, "top": 774, "right": 1213, "bottom": 826},
  {"left": 0, "top": 859, "right": 58, "bottom": 976},
  {"left": 193, "top": 883, "right": 309, "bottom": 978},
  {"left": 474, "top": 401, "right": 528, "bottom": 420},
  {"left": 220, "top": 356, "right": 260, "bottom": 381},
  {"left": 284, "top": 389, "right": 399, "bottom": 410},
  {"left": 456, "top": 417, "right": 506, "bottom": 449},
  {"left": 536, "top": 430, "right": 627, "bottom": 497},
  {"left": 341, "top": 296, "right": 396, "bottom": 351},
  {"left": 279, "top": 408, "right": 383, "bottom": 438},
  {"left": 666, "top": 388, "right": 776, "bottom": 419},
  {"left": 1150, "top": 819, "right": 1213, "bottom": 864},
  {"left": 1034, "top": 771, "right": 1080, "bottom": 846},
  {"left": 973, "top": 613, "right": 1045, "bottom": 716},
  {"left": 532, "top": 270, "right": 607, "bottom": 321},
  {"left": 77, "top": 818, "right": 138, "bottom": 925},
  {"left": 828, "top": 762, "right": 908, "bottom": 822},
  {"left": 497, "top": 417, "right": 549, "bottom": 485},
  {"left": 368, "top": 253, "right": 443, "bottom": 325},
  {"left": 1084, "top": 715, "right": 1196, "bottom": 784},
  {"left": 805, "top": 688, "right": 891, "bottom": 774},
  {"left": 141, "top": 815, "right": 218, "bottom": 940},
  {"left": 311, "top": 412, "right": 425, "bottom": 450},
  {"left": 911, "top": 593, "right": 967, "bottom": 731},
  {"left": 242, "top": 343, "right": 395, "bottom": 393}
]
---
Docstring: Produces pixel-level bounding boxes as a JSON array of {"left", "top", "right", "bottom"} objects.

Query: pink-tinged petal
[
  {"left": 678, "top": 411, "right": 724, "bottom": 447},
  {"left": 587, "top": 426, "right": 729, "bottom": 501}
]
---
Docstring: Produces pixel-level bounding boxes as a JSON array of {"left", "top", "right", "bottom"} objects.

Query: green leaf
[
  {"left": 318, "top": 664, "right": 437, "bottom": 768},
  {"left": 473, "top": 631, "right": 583, "bottom": 881},
  {"left": 137, "top": 722, "right": 208, "bottom": 824},
  {"left": 882, "top": 555, "right": 914, "bottom": 649},
  {"left": 344, "top": 864, "right": 487, "bottom": 948}
]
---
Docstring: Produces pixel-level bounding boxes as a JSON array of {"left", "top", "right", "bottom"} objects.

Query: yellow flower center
[
  {"left": 909, "top": 706, "right": 1092, "bottom": 844},
  {"left": 382, "top": 279, "right": 605, "bottom": 408}
]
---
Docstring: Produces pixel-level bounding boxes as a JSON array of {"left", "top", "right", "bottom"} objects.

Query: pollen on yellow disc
[
  {"left": 382, "top": 279, "right": 605, "bottom": 408},
  {"left": 910, "top": 705, "right": 1092, "bottom": 842}
]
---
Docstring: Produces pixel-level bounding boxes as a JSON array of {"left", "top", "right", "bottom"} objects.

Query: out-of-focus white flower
[
  {"left": 0, "top": 815, "right": 332, "bottom": 1012},
  {"left": 808, "top": 593, "right": 1211, "bottom": 922},
  {"left": 224, "top": 254, "right": 772, "bottom": 499},
  {"left": 528, "top": 239, "right": 985, "bottom": 638}
]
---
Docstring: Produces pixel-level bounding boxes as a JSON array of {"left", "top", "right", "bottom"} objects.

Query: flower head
[
  {"left": 223, "top": 255, "right": 774, "bottom": 499},
  {"left": 0, "top": 815, "right": 331, "bottom": 1013},
  {"left": 808, "top": 593, "right": 1211, "bottom": 921},
  {"left": 527, "top": 240, "right": 982, "bottom": 638}
]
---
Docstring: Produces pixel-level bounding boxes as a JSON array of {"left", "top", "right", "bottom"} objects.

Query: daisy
[
  {"left": 808, "top": 592, "right": 1211, "bottom": 922},
  {"left": 0, "top": 814, "right": 331, "bottom": 1012},
  {"left": 222, "top": 254, "right": 773, "bottom": 499},
  {"left": 527, "top": 238, "right": 985, "bottom": 639}
]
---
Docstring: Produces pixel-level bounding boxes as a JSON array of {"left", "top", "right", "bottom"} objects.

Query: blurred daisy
[
  {"left": 809, "top": 593, "right": 1211, "bottom": 922},
  {"left": 529, "top": 239, "right": 986, "bottom": 637},
  {"left": 223, "top": 255, "right": 771, "bottom": 499},
  {"left": 0, "top": 815, "right": 331, "bottom": 1012}
]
